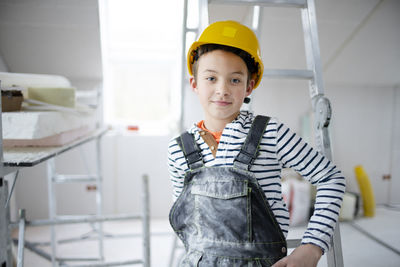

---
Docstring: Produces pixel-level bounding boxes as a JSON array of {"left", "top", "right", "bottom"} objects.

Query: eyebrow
[
  {"left": 231, "top": 71, "right": 245, "bottom": 76},
  {"left": 202, "top": 69, "right": 245, "bottom": 76},
  {"left": 203, "top": 69, "right": 217, "bottom": 74}
]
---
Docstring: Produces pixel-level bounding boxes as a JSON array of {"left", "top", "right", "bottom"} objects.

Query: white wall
[
  {"left": 105, "top": 133, "right": 173, "bottom": 217},
  {"left": 250, "top": 80, "right": 397, "bottom": 204},
  {"left": 328, "top": 85, "right": 395, "bottom": 204},
  {"left": 0, "top": 55, "right": 8, "bottom": 72}
]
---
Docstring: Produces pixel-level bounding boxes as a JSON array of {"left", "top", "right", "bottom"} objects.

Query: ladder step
[
  {"left": 61, "top": 259, "right": 143, "bottom": 266},
  {"left": 264, "top": 69, "right": 314, "bottom": 80},
  {"left": 55, "top": 214, "right": 97, "bottom": 220},
  {"left": 53, "top": 174, "right": 98, "bottom": 183},
  {"left": 28, "top": 214, "right": 143, "bottom": 226},
  {"left": 56, "top": 257, "right": 101, "bottom": 262},
  {"left": 185, "top": 27, "right": 198, "bottom": 32},
  {"left": 210, "top": 0, "right": 306, "bottom": 8}
]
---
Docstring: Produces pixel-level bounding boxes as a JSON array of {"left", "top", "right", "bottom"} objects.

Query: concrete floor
[{"left": 14, "top": 206, "right": 400, "bottom": 266}]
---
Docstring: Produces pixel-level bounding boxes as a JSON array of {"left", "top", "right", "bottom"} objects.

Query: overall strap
[
  {"left": 176, "top": 132, "right": 204, "bottom": 170},
  {"left": 234, "top": 115, "right": 271, "bottom": 170}
]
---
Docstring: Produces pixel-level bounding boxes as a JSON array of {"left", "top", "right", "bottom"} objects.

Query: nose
[{"left": 216, "top": 80, "right": 230, "bottom": 96}]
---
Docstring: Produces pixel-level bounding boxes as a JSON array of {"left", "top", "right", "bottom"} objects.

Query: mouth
[{"left": 212, "top": 100, "right": 232, "bottom": 106}]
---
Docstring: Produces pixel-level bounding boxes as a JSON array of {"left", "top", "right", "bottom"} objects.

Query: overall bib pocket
[
  {"left": 179, "top": 250, "right": 203, "bottom": 267},
  {"left": 191, "top": 179, "right": 251, "bottom": 242}
]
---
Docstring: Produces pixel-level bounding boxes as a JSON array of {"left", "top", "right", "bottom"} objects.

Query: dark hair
[{"left": 191, "top": 44, "right": 259, "bottom": 86}]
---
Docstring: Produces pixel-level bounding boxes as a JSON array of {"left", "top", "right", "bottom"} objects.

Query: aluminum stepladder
[{"left": 173, "top": 0, "right": 344, "bottom": 266}]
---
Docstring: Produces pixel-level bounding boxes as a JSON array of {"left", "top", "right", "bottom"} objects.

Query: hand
[{"left": 272, "top": 244, "right": 323, "bottom": 267}]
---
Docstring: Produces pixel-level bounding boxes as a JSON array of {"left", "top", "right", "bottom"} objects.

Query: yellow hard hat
[{"left": 187, "top": 20, "right": 264, "bottom": 89}]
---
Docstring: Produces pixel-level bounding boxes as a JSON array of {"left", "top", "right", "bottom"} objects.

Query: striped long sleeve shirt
[{"left": 167, "top": 111, "right": 345, "bottom": 253}]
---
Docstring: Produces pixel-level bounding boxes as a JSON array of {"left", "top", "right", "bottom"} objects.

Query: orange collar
[{"left": 197, "top": 120, "right": 222, "bottom": 143}]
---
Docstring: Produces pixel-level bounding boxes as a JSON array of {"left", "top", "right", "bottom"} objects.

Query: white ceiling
[{"left": 0, "top": 0, "right": 102, "bottom": 82}]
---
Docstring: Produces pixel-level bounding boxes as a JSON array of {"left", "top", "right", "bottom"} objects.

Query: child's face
[{"left": 190, "top": 50, "right": 254, "bottom": 127}]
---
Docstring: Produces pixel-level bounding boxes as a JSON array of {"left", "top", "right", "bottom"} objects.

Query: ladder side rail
[
  {"left": 327, "top": 225, "right": 344, "bottom": 267},
  {"left": 47, "top": 158, "right": 58, "bottom": 266},
  {"left": 142, "top": 175, "right": 151, "bottom": 267},
  {"left": 251, "top": 5, "right": 263, "bottom": 37},
  {"left": 180, "top": 0, "right": 209, "bottom": 133},
  {"left": 244, "top": 5, "right": 264, "bottom": 112},
  {"left": 301, "top": 0, "right": 335, "bottom": 167},
  {"left": 301, "top": 0, "right": 331, "bottom": 157},
  {"left": 17, "top": 209, "right": 26, "bottom": 267},
  {"left": 301, "top": 0, "right": 322, "bottom": 99},
  {"left": 199, "top": 0, "right": 210, "bottom": 33},
  {"left": 179, "top": 0, "right": 190, "bottom": 133},
  {"left": 95, "top": 137, "right": 105, "bottom": 261},
  {"left": 301, "top": 0, "right": 344, "bottom": 266}
]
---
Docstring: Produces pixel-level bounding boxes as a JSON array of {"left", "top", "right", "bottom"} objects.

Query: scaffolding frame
[{"left": 0, "top": 127, "right": 151, "bottom": 267}]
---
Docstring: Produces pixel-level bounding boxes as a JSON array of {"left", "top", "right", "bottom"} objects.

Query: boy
[{"left": 168, "top": 20, "right": 345, "bottom": 267}]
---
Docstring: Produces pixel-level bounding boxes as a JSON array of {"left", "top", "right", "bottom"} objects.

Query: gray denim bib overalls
[{"left": 169, "top": 116, "right": 287, "bottom": 266}]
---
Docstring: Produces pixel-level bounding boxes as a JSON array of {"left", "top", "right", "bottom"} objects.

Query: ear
[
  {"left": 246, "top": 79, "right": 255, "bottom": 96},
  {"left": 189, "top": 76, "right": 198, "bottom": 93}
]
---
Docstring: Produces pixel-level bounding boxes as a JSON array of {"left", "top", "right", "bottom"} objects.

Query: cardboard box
[{"left": 1, "top": 90, "right": 23, "bottom": 112}]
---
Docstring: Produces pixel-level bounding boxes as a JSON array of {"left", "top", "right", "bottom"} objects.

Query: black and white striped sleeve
[
  {"left": 275, "top": 120, "right": 346, "bottom": 253},
  {"left": 167, "top": 138, "right": 188, "bottom": 202}
]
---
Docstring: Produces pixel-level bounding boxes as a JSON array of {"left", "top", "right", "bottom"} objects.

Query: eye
[
  {"left": 206, "top": 76, "right": 216, "bottom": 82},
  {"left": 231, "top": 78, "right": 241, "bottom": 84}
]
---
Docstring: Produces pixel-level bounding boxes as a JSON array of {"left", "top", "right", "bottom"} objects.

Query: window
[{"left": 99, "top": 0, "right": 183, "bottom": 134}]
